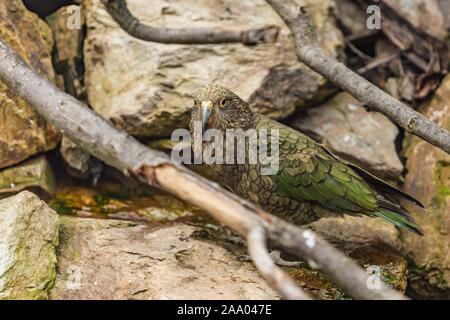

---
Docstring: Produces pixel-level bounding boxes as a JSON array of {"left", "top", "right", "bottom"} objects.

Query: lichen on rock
[{"left": 0, "top": 191, "right": 59, "bottom": 300}]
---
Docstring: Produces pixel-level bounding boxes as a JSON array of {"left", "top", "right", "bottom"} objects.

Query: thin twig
[
  {"left": 266, "top": 0, "right": 450, "bottom": 154},
  {"left": 0, "top": 38, "right": 407, "bottom": 300},
  {"left": 247, "top": 226, "right": 311, "bottom": 300},
  {"left": 345, "top": 39, "right": 372, "bottom": 62},
  {"left": 357, "top": 52, "right": 400, "bottom": 74},
  {"left": 101, "top": 0, "right": 279, "bottom": 45}
]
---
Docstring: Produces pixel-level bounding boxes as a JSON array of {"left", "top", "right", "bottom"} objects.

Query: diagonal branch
[
  {"left": 265, "top": 0, "right": 450, "bottom": 154},
  {"left": 101, "top": 0, "right": 279, "bottom": 45},
  {"left": 247, "top": 226, "right": 311, "bottom": 300},
  {"left": 0, "top": 38, "right": 406, "bottom": 300}
]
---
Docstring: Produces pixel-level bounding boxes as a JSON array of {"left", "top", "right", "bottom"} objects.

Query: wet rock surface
[
  {"left": 0, "top": 0, "right": 61, "bottom": 169},
  {"left": 83, "top": 0, "right": 343, "bottom": 137},
  {"left": 0, "top": 191, "right": 59, "bottom": 300}
]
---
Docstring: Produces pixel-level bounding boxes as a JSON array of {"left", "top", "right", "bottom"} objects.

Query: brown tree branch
[
  {"left": 0, "top": 39, "right": 406, "bottom": 300},
  {"left": 100, "top": 0, "right": 279, "bottom": 45},
  {"left": 266, "top": 0, "right": 450, "bottom": 154}
]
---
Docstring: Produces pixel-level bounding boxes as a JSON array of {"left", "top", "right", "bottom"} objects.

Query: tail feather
[
  {"left": 375, "top": 209, "right": 423, "bottom": 236},
  {"left": 322, "top": 146, "right": 424, "bottom": 207},
  {"left": 376, "top": 195, "right": 415, "bottom": 222},
  {"left": 348, "top": 163, "right": 424, "bottom": 208},
  {"left": 321, "top": 145, "right": 424, "bottom": 235}
]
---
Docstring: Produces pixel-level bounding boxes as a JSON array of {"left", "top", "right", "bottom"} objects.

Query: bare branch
[
  {"left": 261, "top": 214, "right": 405, "bottom": 300},
  {"left": 247, "top": 226, "right": 311, "bottom": 300},
  {"left": 0, "top": 39, "right": 407, "bottom": 300},
  {"left": 357, "top": 53, "right": 400, "bottom": 74},
  {"left": 266, "top": 0, "right": 450, "bottom": 154},
  {"left": 101, "top": 0, "right": 279, "bottom": 45}
]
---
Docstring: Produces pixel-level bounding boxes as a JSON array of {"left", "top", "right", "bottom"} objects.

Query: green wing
[
  {"left": 254, "top": 115, "right": 378, "bottom": 214},
  {"left": 276, "top": 128, "right": 378, "bottom": 214}
]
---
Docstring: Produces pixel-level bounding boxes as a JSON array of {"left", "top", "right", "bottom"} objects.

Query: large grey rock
[
  {"left": 0, "top": 155, "right": 56, "bottom": 200},
  {"left": 290, "top": 92, "right": 403, "bottom": 179},
  {"left": 401, "top": 74, "right": 450, "bottom": 299},
  {"left": 0, "top": 0, "right": 61, "bottom": 169},
  {"left": 50, "top": 217, "right": 278, "bottom": 299},
  {"left": 0, "top": 191, "right": 59, "bottom": 300},
  {"left": 84, "top": 0, "right": 343, "bottom": 137}
]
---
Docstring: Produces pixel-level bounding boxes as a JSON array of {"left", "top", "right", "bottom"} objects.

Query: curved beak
[{"left": 201, "top": 101, "right": 213, "bottom": 132}]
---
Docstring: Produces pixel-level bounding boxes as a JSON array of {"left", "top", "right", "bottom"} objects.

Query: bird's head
[{"left": 190, "top": 83, "right": 254, "bottom": 132}]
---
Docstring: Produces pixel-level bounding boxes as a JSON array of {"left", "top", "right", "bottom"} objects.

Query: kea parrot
[{"left": 189, "top": 83, "right": 424, "bottom": 235}]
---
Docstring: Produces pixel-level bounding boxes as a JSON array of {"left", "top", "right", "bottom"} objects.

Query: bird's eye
[
  {"left": 194, "top": 99, "right": 198, "bottom": 106},
  {"left": 219, "top": 98, "right": 227, "bottom": 108}
]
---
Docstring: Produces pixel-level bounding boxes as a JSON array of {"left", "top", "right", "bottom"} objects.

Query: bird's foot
[
  {"left": 236, "top": 250, "right": 305, "bottom": 267},
  {"left": 268, "top": 250, "right": 306, "bottom": 267}
]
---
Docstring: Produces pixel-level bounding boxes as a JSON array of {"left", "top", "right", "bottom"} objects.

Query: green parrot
[{"left": 189, "top": 83, "right": 424, "bottom": 235}]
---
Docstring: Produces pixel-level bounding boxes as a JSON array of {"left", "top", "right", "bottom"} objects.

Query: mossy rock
[
  {"left": 0, "top": 191, "right": 59, "bottom": 300},
  {"left": 0, "top": 155, "right": 56, "bottom": 200}
]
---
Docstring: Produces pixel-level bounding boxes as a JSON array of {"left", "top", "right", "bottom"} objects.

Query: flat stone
[{"left": 50, "top": 217, "right": 278, "bottom": 299}]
